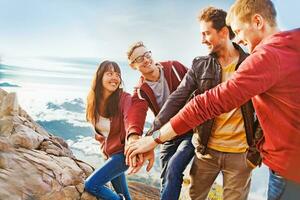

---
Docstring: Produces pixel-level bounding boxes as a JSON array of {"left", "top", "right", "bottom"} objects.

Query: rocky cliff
[{"left": 0, "top": 88, "right": 159, "bottom": 200}]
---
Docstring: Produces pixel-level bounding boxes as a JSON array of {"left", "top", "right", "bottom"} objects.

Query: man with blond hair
[
  {"left": 125, "top": 41, "right": 194, "bottom": 200},
  {"left": 126, "top": 0, "right": 300, "bottom": 199}
]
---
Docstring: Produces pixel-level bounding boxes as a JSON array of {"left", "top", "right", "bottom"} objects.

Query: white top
[
  {"left": 95, "top": 116, "right": 111, "bottom": 138},
  {"left": 145, "top": 66, "right": 170, "bottom": 109}
]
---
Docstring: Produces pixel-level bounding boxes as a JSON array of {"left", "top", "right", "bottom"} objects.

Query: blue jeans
[
  {"left": 268, "top": 169, "right": 300, "bottom": 200},
  {"left": 85, "top": 152, "right": 131, "bottom": 200},
  {"left": 160, "top": 133, "right": 195, "bottom": 200}
]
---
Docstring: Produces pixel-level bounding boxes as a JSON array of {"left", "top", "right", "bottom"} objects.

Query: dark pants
[{"left": 160, "top": 133, "right": 195, "bottom": 200}]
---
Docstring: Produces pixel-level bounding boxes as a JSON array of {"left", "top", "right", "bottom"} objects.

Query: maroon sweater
[
  {"left": 170, "top": 29, "right": 300, "bottom": 183},
  {"left": 127, "top": 61, "right": 188, "bottom": 136},
  {"left": 94, "top": 91, "right": 131, "bottom": 157}
]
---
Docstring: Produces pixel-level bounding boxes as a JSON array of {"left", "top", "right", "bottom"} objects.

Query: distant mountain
[
  {"left": 46, "top": 98, "right": 85, "bottom": 113},
  {"left": 0, "top": 82, "right": 20, "bottom": 87},
  {"left": 37, "top": 119, "right": 92, "bottom": 140}
]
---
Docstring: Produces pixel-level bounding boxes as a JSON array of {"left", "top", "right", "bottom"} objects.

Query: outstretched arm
[
  {"left": 169, "top": 48, "right": 279, "bottom": 135},
  {"left": 126, "top": 86, "right": 151, "bottom": 169},
  {"left": 148, "top": 60, "right": 198, "bottom": 134},
  {"left": 126, "top": 47, "right": 279, "bottom": 160}
]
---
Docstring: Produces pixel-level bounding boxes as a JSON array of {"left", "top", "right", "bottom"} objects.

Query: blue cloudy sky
[
  {"left": 1, "top": 1, "right": 298, "bottom": 198},
  {"left": 0, "top": 0, "right": 299, "bottom": 65}
]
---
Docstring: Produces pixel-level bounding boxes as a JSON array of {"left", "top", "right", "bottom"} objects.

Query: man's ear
[
  {"left": 252, "top": 14, "right": 264, "bottom": 30},
  {"left": 220, "top": 26, "right": 229, "bottom": 39}
]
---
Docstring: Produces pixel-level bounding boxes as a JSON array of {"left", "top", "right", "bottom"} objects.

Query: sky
[
  {"left": 0, "top": 1, "right": 298, "bottom": 198},
  {"left": 0, "top": 0, "right": 299, "bottom": 66}
]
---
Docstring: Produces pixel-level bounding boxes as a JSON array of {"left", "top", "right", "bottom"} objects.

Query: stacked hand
[{"left": 125, "top": 135, "right": 159, "bottom": 174}]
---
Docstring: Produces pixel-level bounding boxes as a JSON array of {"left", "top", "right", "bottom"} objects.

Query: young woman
[{"left": 85, "top": 60, "right": 132, "bottom": 200}]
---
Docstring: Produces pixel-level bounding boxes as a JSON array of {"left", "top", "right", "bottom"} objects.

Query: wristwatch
[{"left": 152, "top": 130, "right": 164, "bottom": 144}]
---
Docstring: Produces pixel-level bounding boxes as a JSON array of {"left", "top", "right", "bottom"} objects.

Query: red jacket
[
  {"left": 170, "top": 29, "right": 300, "bottom": 183},
  {"left": 127, "top": 61, "right": 188, "bottom": 136},
  {"left": 94, "top": 91, "right": 131, "bottom": 158}
]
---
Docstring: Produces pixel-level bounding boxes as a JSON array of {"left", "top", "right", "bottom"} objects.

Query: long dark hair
[{"left": 86, "top": 60, "right": 123, "bottom": 125}]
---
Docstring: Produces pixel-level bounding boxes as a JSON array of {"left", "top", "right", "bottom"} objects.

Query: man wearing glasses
[{"left": 125, "top": 41, "right": 194, "bottom": 200}]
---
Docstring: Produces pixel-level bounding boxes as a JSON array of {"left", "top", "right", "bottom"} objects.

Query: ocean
[{"left": 0, "top": 56, "right": 268, "bottom": 198}]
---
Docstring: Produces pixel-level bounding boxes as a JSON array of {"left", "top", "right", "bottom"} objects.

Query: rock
[
  {"left": 39, "top": 136, "right": 75, "bottom": 158},
  {"left": 0, "top": 137, "right": 15, "bottom": 169},
  {"left": 0, "top": 89, "right": 8, "bottom": 99},
  {"left": 0, "top": 136, "right": 13, "bottom": 152},
  {"left": 76, "top": 183, "right": 85, "bottom": 193},
  {"left": 18, "top": 107, "right": 50, "bottom": 137},
  {"left": 34, "top": 124, "right": 51, "bottom": 137},
  {"left": 128, "top": 181, "right": 160, "bottom": 200},
  {"left": 0, "top": 89, "right": 89, "bottom": 199},
  {"left": 0, "top": 92, "right": 19, "bottom": 117},
  {"left": 80, "top": 192, "right": 97, "bottom": 200},
  {"left": 0, "top": 88, "right": 160, "bottom": 200},
  {"left": 62, "top": 186, "right": 81, "bottom": 200},
  {"left": 0, "top": 116, "right": 14, "bottom": 137},
  {"left": 75, "top": 160, "right": 94, "bottom": 177},
  {"left": 10, "top": 124, "right": 45, "bottom": 149}
]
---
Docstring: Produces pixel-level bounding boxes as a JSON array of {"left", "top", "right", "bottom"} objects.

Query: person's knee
[
  {"left": 84, "top": 178, "right": 104, "bottom": 195},
  {"left": 84, "top": 180, "right": 94, "bottom": 193},
  {"left": 167, "top": 153, "right": 192, "bottom": 174}
]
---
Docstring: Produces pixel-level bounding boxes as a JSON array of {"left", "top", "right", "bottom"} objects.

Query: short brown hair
[
  {"left": 226, "top": 0, "right": 277, "bottom": 27},
  {"left": 127, "top": 41, "right": 145, "bottom": 60},
  {"left": 198, "top": 6, "right": 235, "bottom": 40}
]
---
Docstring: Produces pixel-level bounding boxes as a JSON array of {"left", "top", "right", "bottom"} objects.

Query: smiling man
[
  {"left": 125, "top": 0, "right": 300, "bottom": 199},
  {"left": 127, "top": 7, "right": 263, "bottom": 200},
  {"left": 125, "top": 42, "right": 195, "bottom": 200}
]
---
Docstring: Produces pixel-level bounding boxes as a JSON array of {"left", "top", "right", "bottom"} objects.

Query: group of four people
[{"left": 84, "top": 0, "right": 300, "bottom": 199}]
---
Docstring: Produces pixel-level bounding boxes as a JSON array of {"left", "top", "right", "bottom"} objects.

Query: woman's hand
[{"left": 125, "top": 134, "right": 144, "bottom": 168}]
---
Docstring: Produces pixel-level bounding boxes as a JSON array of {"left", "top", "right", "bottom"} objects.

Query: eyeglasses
[{"left": 131, "top": 51, "right": 152, "bottom": 64}]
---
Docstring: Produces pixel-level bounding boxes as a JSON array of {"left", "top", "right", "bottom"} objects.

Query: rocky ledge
[{"left": 0, "top": 88, "right": 159, "bottom": 200}]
